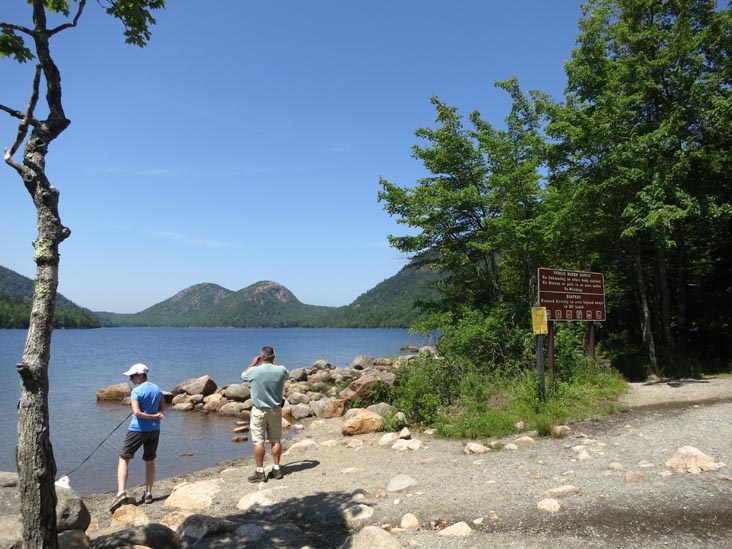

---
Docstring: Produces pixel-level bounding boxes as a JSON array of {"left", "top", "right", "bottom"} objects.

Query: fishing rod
[{"left": 57, "top": 412, "right": 132, "bottom": 481}]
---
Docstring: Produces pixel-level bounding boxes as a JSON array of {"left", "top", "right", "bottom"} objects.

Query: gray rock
[
  {"left": 58, "top": 529, "right": 92, "bottom": 548},
  {"left": 95, "top": 383, "right": 130, "bottom": 401},
  {"left": 0, "top": 471, "right": 18, "bottom": 488},
  {"left": 90, "top": 523, "right": 180, "bottom": 549},
  {"left": 311, "top": 359, "right": 334, "bottom": 370},
  {"left": 223, "top": 383, "right": 250, "bottom": 401},
  {"left": 310, "top": 398, "right": 346, "bottom": 418},
  {"left": 174, "top": 513, "right": 237, "bottom": 541},
  {"left": 288, "top": 367, "right": 308, "bottom": 382},
  {"left": 350, "top": 355, "right": 375, "bottom": 370},
  {"left": 367, "top": 402, "right": 394, "bottom": 418},
  {"left": 0, "top": 514, "right": 21, "bottom": 549},
  {"left": 386, "top": 474, "right": 418, "bottom": 492},
  {"left": 340, "top": 525, "right": 403, "bottom": 548},
  {"left": 56, "top": 486, "right": 91, "bottom": 532},
  {"left": 290, "top": 403, "right": 312, "bottom": 420},
  {"left": 173, "top": 375, "right": 217, "bottom": 397}
]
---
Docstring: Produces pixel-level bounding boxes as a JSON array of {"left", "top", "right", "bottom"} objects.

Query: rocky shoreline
[{"left": 3, "top": 374, "right": 732, "bottom": 548}]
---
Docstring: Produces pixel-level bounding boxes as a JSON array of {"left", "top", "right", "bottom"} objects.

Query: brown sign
[{"left": 538, "top": 268, "right": 606, "bottom": 322}]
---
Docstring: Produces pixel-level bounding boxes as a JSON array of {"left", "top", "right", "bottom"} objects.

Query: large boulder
[
  {"left": 290, "top": 403, "right": 312, "bottom": 420},
  {"left": 56, "top": 486, "right": 91, "bottom": 532},
  {"left": 339, "top": 371, "right": 394, "bottom": 402},
  {"left": 172, "top": 375, "right": 217, "bottom": 397},
  {"left": 203, "top": 393, "right": 229, "bottom": 412},
  {"left": 223, "top": 383, "right": 251, "bottom": 401},
  {"left": 310, "top": 398, "right": 346, "bottom": 419},
  {"left": 308, "top": 369, "right": 332, "bottom": 383},
  {"left": 95, "top": 383, "right": 130, "bottom": 401},
  {"left": 161, "top": 511, "right": 237, "bottom": 542},
  {"left": 287, "top": 391, "right": 311, "bottom": 405},
  {"left": 288, "top": 367, "right": 308, "bottom": 382},
  {"left": 342, "top": 409, "right": 384, "bottom": 436},
  {"left": 666, "top": 446, "right": 726, "bottom": 473},
  {"left": 218, "top": 402, "right": 251, "bottom": 418},
  {"left": 350, "top": 355, "right": 375, "bottom": 370},
  {"left": 91, "top": 523, "right": 179, "bottom": 549},
  {"left": 164, "top": 480, "right": 223, "bottom": 513},
  {"left": 367, "top": 402, "right": 395, "bottom": 418}
]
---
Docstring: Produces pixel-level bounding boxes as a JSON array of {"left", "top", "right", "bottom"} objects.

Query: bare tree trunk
[
  {"left": 13, "top": 128, "right": 70, "bottom": 548},
  {"left": 656, "top": 241, "right": 675, "bottom": 365},
  {"left": 5, "top": 6, "right": 71, "bottom": 544},
  {"left": 634, "top": 242, "right": 660, "bottom": 376}
]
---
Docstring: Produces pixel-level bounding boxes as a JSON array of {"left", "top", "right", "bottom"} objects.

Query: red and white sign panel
[{"left": 538, "top": 268, "right": 606, "bottom": 322}]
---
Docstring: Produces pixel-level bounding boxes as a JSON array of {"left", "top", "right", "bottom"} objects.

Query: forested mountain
[
  {"left": 96, "top": 264, "right": 441, "bottom": 328},
  {"left": 0, "top": 265, "right": 101, "bottom": 329}
]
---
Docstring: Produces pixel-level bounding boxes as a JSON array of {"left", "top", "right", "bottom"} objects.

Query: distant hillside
[
  {"left": 0, "top": 265, "right": 101, "bottom": 329},
  {"left": 326, "top": 265, "right": 442, "bottom": 327},
  {"left": 0, "top": 262, "right": 442, "bottom": 329},
  {"left": 100, "top": 264, "right": 442, "bottom": 328}
]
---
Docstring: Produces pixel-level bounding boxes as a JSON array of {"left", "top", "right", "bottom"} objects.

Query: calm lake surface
[{"left": 0, "top": 327, "right": 427, "bottom": 495}]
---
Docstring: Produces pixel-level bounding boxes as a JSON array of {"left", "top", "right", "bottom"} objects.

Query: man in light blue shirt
[{"left": 241, "top": 346, "right": 288, "bottom": 482}]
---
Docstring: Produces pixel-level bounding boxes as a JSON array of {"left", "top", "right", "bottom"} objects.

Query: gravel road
[{"left": 79, "top": 377, "right": 732, "bottom": 548}]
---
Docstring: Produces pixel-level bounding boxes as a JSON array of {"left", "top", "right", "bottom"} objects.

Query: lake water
[{"left": 0, "top": 327, "right": 427, "bottom": 495}]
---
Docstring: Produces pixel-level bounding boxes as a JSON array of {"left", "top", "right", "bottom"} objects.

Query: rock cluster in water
[{"left": 95, "top": 350, "right": 436, "bottom": 441}]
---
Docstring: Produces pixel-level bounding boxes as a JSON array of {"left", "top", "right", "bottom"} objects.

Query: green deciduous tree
[
  {"left": 1, "top": 2, "right": 164, "bottom": 546},
  {"left": 545, "top": 0, "right": 732, "bottom": 376},
  {"left": 379, "top": 78, "right": 549, "bottom": 367}
]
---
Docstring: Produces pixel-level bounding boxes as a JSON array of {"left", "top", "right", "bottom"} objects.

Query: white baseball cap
[{"left": 122, "top": 363, "right": 149, "bottom": 376}]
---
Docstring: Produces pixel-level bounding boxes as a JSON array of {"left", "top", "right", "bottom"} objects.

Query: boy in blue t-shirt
[{"left": 110, "top": 363, "right": 165, "bottom": 513}]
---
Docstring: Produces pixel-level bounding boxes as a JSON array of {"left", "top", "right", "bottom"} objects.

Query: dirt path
[{"left": 78, "top": 377, "right": 732, "bottom": 548}]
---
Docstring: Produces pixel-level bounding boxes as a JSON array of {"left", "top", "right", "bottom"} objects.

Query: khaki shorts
[{"left": 250, "top": 406, "right": 282, "bottom": 445}]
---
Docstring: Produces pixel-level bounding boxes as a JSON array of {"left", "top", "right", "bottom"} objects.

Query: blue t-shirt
[
  {"left": 129, "top": 381, "right": 163, "bottom": 432},
  {"left": 241, "top": 363, "right": 288, "bottom": 409}
]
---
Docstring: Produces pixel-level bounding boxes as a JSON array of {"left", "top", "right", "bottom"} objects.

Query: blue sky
[{"left": 1, "top": 1, "right": 583, "bottom": 313}]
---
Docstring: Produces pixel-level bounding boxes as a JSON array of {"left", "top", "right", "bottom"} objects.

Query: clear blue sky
[{"left": 1, "top": 1, "right": 583, "bottom": 313}]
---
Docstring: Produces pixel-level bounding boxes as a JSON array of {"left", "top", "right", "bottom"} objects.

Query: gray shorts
[
  {"left": 120, "top": 430, "right": 160, "bottom": 461},
  {"left": 250, "top": 406, "right": 282, "bottom": 445}
]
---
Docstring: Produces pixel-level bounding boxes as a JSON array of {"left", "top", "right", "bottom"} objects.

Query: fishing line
[{"left": 57, "top": 412, "right": 132, "bottom": 480}]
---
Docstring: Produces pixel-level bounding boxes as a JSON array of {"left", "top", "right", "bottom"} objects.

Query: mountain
[
  {"left": 0, "top": 265, "right": 101, "bottom": 329},
  {"left": 99, "top": 264, "right": 442, "bottom": 328},
  {"left": 0, "top": 262, "right": 441, "bottom": 329}
]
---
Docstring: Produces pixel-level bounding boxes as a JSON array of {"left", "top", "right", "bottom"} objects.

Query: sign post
[
  {"left": 538, "top": 268, "right": 606, "bottom": 367},
  {"left": 532, "top": 306, "right": 548, "bottom": 400}
]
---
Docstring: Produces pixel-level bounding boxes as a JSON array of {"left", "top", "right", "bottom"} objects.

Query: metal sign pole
[
  {"left": 536, "top": 333, "right": 546, "bottom": 401},
  {"left": 589, "top": 323, "right": 596, "bottom": 359},
  {"left": 548, "top": 320, "right": 555, "bottom": 383}
]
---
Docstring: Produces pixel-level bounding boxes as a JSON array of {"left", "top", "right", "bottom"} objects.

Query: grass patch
[{"left": 390, "top": 354, "right": 627, "bottom": 439}]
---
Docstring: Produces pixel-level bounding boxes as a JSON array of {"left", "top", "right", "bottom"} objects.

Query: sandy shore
[{"left": 75, "top": 377, "right": 732, "bottom": 547}]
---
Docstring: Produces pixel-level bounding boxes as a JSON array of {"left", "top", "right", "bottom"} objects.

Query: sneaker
[
  {"left": 247, "top": 469, "right": 267, "bottom": 483},
  {"left": 143, "top": 492, "right": 153, "bottom": 504},
  {"left": 109, "top": 491, "right": 128, "bottom": 513},
  {"left": 268, "top": 467, "right": 284, "bottom": 480}
]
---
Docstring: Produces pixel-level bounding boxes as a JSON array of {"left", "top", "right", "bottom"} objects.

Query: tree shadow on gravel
[
  {"left": 197, "top": 488, "right": 369, "bottom": 548},
  {"left": 642, "top": 378, "right": 711, "bottom": 387},
  {"left": 478, "top": 495, "right": 732, "bottom": 545}
]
